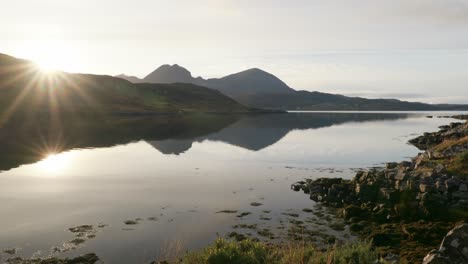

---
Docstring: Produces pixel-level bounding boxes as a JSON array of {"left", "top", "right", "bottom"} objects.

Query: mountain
[
  {"left": 118, "top": 64, "right": 295, "bottom": 97},
  {"left": 200, "top": 68, "right": 295, "bottom": 97},
  {"left": 115, "top": 74, "right": 143, "bottom": 83},
  {"left": 144, "top": 64, "right": 194, "bottom": 84},
  {"left": 118, "top": 65, "right": 468, "bottom": 111},
  {"left": 235, "top": 91, "right": 438, "bottom": 111},
  {"left": 0, "top": 53, "right": 252, "bottom": 122}
]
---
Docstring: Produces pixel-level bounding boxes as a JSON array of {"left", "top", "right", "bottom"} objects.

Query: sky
[{"left": 1, "top": 0, "right": 468, "bottom": 104}]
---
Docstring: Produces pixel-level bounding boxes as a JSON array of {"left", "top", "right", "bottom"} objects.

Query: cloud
[{"left": 393, "top": 0, "right": 468, "bottom": 25}]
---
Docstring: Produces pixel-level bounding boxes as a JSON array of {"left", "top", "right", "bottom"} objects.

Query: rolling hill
[{"left": 0, "top": 53, "right": 252, "bottom": 123}]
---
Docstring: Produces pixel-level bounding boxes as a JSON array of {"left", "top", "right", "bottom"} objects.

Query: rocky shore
[{"left": 292, "top": 115, "right": 468, "bottom": 263}]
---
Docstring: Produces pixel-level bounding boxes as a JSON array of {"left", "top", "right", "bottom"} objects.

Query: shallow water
[{"left": 0, "top": 111, "right": 466, "bottom": 263}]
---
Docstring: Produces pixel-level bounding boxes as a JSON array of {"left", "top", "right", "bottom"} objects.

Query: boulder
[
  {"left": 400, "top": 161, "right": 412, "bottom": 168},
  {"left": 355, "top": 183, "right": 379, "bottom": 202},
  {"left": 342, "top": 205, "right": 366, "bottom": 220},
  {"left": 459, "top": 184, "right": 468, "bottom": 192},
  {"left": 423, "top": 224, "right": 468, "bottom": 264},
  {"left": 435, "top": 180, "right": 447, "bottom": 193},
  {"left": 419, "top": 183, "right": 433, "bottom": 193},
  {"left": 445, "top": 177, "right": 461, "bottom": 192},
  {"left": 395, "top": 167, "right": 408, "bottom": 181}
]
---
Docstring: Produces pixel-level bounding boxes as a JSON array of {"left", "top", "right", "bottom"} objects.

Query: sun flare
[
  {"left": 37, "top": 152, "right": 74, "bottom": 175},
  {"left": 18, "top": 37, "right": 82, "bottom": 74}
]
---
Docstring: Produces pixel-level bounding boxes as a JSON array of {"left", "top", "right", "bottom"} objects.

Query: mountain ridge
[{"left": 116, "top": 64, "right": 468, "bottom": 111}]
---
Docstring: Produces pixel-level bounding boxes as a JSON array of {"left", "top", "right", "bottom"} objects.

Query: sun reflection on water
[{"left": 36, "top": 152, "right": 75, "bottom": 176}]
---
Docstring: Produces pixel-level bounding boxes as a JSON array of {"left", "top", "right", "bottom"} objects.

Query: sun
[
  {"left": 35, "top": 60, "right": 60, "bottom": 74},
  {"left": 18, "top": 38, "right": 82, "bottom": 74}
]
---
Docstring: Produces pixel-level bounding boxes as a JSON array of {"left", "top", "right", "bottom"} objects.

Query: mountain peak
[
  {"left": 144, "top": 64, "right": 193, "bottom": 84},
  {"left": 245, "top": 67, "right": 265, "bottom": 73},
  {"left": 218, "top": 67, "right": 295, "bottom": 95}
]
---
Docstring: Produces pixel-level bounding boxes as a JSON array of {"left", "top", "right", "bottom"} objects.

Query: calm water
[{"left": 0, "top": 112, "right": 466, "bottom": 263}]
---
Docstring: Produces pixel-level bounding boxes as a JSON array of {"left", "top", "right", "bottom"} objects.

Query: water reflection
[
  {"left": 0, "top": 114, "right": 238, "bottom": 171},
  {"left": 0, "top": 113, "right": 414, "bottom": 171},
  {"left": 149, "top": 113, "right": 413, "bottom": 154}
]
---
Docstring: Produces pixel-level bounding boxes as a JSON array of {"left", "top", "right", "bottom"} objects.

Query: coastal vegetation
[{"left": 179, "top": 239, "right": 377, "bottom": 264}]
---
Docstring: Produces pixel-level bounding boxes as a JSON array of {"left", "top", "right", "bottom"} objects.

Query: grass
[
  {"left": 178, "top": 239, "right": 378, "bottom": 264},
  {"left": 447, "top": 151, "right": 468, "bottom": 177},
  {"left": 433, "top": 136, "right": 468, "bottom": 152},
  {"left": 429, "top": 136, "right": 468, "bottom": 177}
]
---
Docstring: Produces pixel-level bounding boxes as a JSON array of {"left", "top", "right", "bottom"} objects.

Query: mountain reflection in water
[{"left": 0, "top": 112, "right": 412, "bottom": 171}]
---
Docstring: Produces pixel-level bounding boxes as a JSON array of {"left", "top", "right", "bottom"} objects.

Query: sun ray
[{"left": 0, "top": 69, "right": 43, "bottom": 124}]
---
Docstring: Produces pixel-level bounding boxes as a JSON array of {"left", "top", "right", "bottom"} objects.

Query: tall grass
[{"left": 176, "top": 239, "right": 378, "bottom": 264}]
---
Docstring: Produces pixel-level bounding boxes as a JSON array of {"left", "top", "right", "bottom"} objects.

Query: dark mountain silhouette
[
  {"left": 117, "top": 65, "right": 468, "bottom": 111},
  {"left": 0, "top": 53, "right": 252, "bottom": 120},
  {"left": 124, "top": 65, "right": 295, "bottom": 98},
  {"left": 200, "top": 68, "right": 295, "bottom": 97},
  {"left": 144, "top": 64, "right": 194, "bottom": 84}
]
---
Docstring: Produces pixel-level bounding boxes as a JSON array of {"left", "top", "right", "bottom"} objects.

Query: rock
[
  {"left": 420, "top": 183, "right": 433, "bottom": 193},
  {"left": 459, "top": 184, "right": 468, "bottom": 192},
  {"left": 423, "top": 249, "right": 451, "bottom": 264},
  {"left": 349, "top": 221, "right": 366, "bottom": 232},
  {"left": 379, "top": 188, "right": 399, "bottom": 202},
  {"left": 414, "top": 153, "right": 427, "bottom": 169},
  {"left": 400, "top": 161, "right": 412, "bottom": 168},
  {"left": 452, "top": 191, "right": 468, "bottom": 200},
  {"left": 124, "top": 220, "right": 139, "bottom": 225},
  {"left": 5, "top": 253, "right": 99, "bottom": 264},
  {"left": 435, "top": 180, "right": 447, "bottom": 192},
  {"left": 217, "top": 210, "right": 237, "bottom": 214},
  {"left": 342, "top": 205, "right": 365, "bottom": 220},
  {"left": 418, "top": 192, "right": 448, "bottom": 217},
  {"left": 355, "top": 184, "right": 379, "bottom": 202},
  {"left": 386, "top": 162, "right": 398, "bottom": 169},
  {"left": 385, "top": 169, "right": 397, "bottom": 180},
  {"left": 69, "top": 225, "right": 94, "bottom": 233},
  {"left": 372, "top": 208, "right": 390, "bottom": 223},
  {"left": 445, "top": 177, "right": 461, "bottom": 192},
  {"left": 3, "top": 248, "right": 17, "bottom": 255},
  {"left": 236, "top": 212, "right": 251, "bottom": 218},
  {"left": 423, "top": 224, "right": 468, "bottom": 264},
  {"left": 291, "top": 183, "right": 302, "bottom": 192},
  {"left": 434, "top": 164, "right": 446, "bottom": 174},
  {"left": 382, "top": 253, "right": 400, "bottom": 264},
  {"left": 421, "top": 171, "right": 435, "bottom": 179},
  {"left": 370, "top": 232, "right": 401, "bottom": 247},
  {"left": 395, "top": 167, "right": 408, "bottom": 181}
]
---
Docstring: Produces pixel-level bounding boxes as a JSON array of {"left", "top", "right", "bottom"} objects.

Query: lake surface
[{"left": 0, "top": 111, "right": 466, "bottom": 263}]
